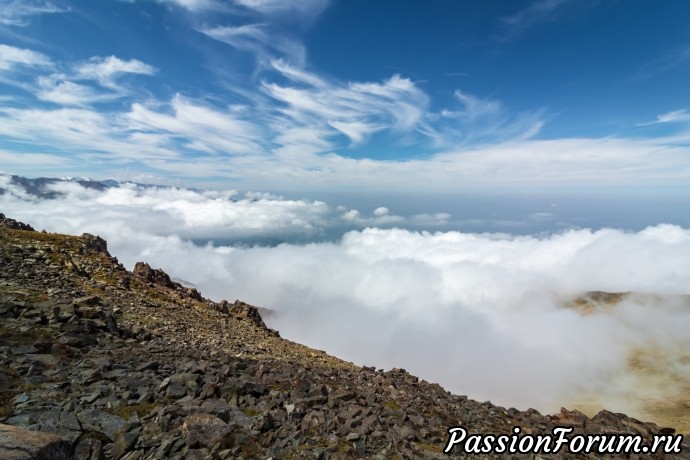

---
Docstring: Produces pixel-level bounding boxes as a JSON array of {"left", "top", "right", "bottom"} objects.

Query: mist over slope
[{"left": 1, "top": 175, "right": 689, "bottom": 424}]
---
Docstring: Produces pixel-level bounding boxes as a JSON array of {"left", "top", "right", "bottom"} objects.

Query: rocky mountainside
[{"left": 0, "top": 213, "right": 687, "bottom": 459}]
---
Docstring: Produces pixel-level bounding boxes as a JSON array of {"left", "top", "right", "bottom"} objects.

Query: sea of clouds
[{"left": 1, "top": 177, "right": 688, "bottom": 417}]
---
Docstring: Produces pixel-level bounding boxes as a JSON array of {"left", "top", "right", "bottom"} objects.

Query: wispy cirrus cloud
[
  {"left": 200, "top": 23, "right": 307, "bottom": 67},
  {"left": 75, "top": 55, "right": 157, "bottom": 88},
  {"left": 421, "top": 90, "right": 544, "bottom": 147},
  {"left": 633, "top": 42, "right": 690, "bottom": 81},
  {"left": 0, "top": 149, "right": 68, "bottom": 167},
  {"left": 0, "top": 0, "right": 67, "bottom": 27},
  {"left": 0, "top": 43, "right": 51, "bottom": 70},
  {"left": 35, "top": 75, "right": 118, "bottom": 106},
  {"left": 151, "top": 0, "right": 330, "bottom": 16},
  {"left": 497, "top": 0, "right": 581, "bottom": 40},
  {"left": 125, "top": 94, "right": 265, "bottom": 155},
  {"left": 0, "top": 51, "right": 157, "bottom": 106},
  {"left": 637, "top": 109, "right": 690, "bottom": 127},
  {"left": 234, "top": 0, "right": 330, "bottom": 18},
  {"left": 0, "top": 104, "right": 182, "bottom": 162},
  {"left": 202, "top": 23, "right": 268, "bottom": 50},
  {"left": 195, "top": 0, "right": 329, "bottom": 71},
  {"left": 0, "top": 90, "right": 268, "bottom": 162},
  {"left": 150, "top": 0, "right": 221, "bottom": 12},
  {"left": 262, "top": 59, "right": 429, "bottom": 148}
]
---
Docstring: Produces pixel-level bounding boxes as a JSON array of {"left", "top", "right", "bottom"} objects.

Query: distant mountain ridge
[{"left": 0, "top": 174, "right": 198, "bottom": 199}]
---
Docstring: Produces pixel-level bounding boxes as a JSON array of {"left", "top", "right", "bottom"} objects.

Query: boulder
[{"left": 181, "top": 413, "right": 231, "bottom": 449}]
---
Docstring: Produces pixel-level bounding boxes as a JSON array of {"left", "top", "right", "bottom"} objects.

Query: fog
[{"left": 1, "top": 178, "right": 688, "bottom": 417}]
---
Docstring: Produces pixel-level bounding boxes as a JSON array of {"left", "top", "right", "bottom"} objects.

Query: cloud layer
[{"left": 1, "top": 179, "right": 688, "bottom": 418}]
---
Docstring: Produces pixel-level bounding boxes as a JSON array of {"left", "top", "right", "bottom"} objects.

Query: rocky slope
[{"left": 0, "top": 213, "right": 687, "bottom": 459}]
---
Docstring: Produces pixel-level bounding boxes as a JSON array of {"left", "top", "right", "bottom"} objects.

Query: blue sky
[{"left": 1, "top": 0, "right": 690, "bottom": 194}]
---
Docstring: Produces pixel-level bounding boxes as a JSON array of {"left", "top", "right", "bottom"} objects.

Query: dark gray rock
[
  {"left": 111, "top": 429, "right": 140, "bottom": 460},
  {"left": 74, "top": 437, "right": 104, "bottom": 460},
  {"left": 181, "top": 413, "right": 231, "bottom": 449},
  {"left": 77, "top": 409, "right": 126, "bottom": 442}
]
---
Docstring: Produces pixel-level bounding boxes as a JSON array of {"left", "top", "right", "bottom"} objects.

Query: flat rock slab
[
  {"left": 0, "top": 423, "right": 73, "bottom": 460},
  {"left": 181, "top": 413, "right": 231, "bottom": 449},
  {"left": 6, "top": 411, "right": 81, "bottom": 443},
  {"left": 77, "top": 409, "right": 126, "bottom": 442}
]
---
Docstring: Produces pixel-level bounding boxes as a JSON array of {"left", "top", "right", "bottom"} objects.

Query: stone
[
  {"left": 181, "top": 413, "right": 231, "bottom": 449},
  {"left": 73, "top": 295, "right": 101, "bottom": 308},
  {"left": 74, "top": 437, "right": 104, "bottom": 460},
  {"left": 77, "top": 409, "right": 126, "bottom": 442},
  {"left": 0, "top": 423, "right": 73, "bottom": 459},
  {"left": 6, "top": 411, "right": 82, "bottom": 443},
  {"left": 111, "top": 429, "right": 140, "bottom": 460},
  {"left": 345, "top": 432, "right": 360, "bottom": 441},
  {"left": 165, "top": 383, "right": 186, "bottom": 399},
  {"left": 199, "top": 399, "right": 232, "bottom": 423}
]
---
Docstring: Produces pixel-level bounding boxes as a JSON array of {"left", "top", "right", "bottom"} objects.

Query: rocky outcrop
[
  {"left": 0, "top": 213, "right": 35, "bottom": 231},
  {"left": 133, "top": 262, "right": 203, "bottom": 301},
  {"left": 79, "top": 233, "right": 110, "bottom": 257},
  {"left": 133, "top": 262, "right": 176, "bottom": 289},
  {"left": 1, "top": 216, "right": 688, "bottom": 459}
]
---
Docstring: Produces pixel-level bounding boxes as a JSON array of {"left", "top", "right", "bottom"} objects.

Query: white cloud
[
  {"left": 638, "top": 109, "right": 690, "bottom": 126},
  {"left": 152, "top": 0, "right": 330, "bottom": 16},
  {"left": 201, "top": 24, "right": 307, "bottom": 69},
  {"left": 0, "top": 105, "right": 181, "bottom": 162},
  {"left": 262, "top": 61, "right": 429, "bottom": 149},
  {"left": 125, "top": 94, "right": 264, "bottom": 155},
  {"left": 453, "top": 90, "right": 503, "bottom": 119},
  {"left": 0, "top": 149, "right": 67, "bottom": 167},
  {"left": 328, "top": 120, "right": 383, "bottom": 146},
  {"left": 0, "top": 52, "right": 156, "bottom": 106},
  {"left": 201, "top": 23, "right": 268, "bottom": 51},
  {"left": 0, "top": 43, "right": 51, "bottom": 70},
  {"left": 36, "top": 75, "right": 115, "bottom": 106},
  {"left": 341, "top": 207, "right": 405, "bottom": 226},
  {"left": 422, "top": 90, "right": 544, "bottom": 147},
  {"left": 76, "top": 56, "right": 156, "bottom": 88},
  {"left": 1, "top": 180, "right": 688, "bottom": 420},
  {"left": 0, "top": 0, "right": 66, "bottom": 27},
  {"left": 152, "top": 0, "right": 219, "bottom": 12},
  {"left": 234, "top": 0, "right": 329, "bottom": 17}
]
